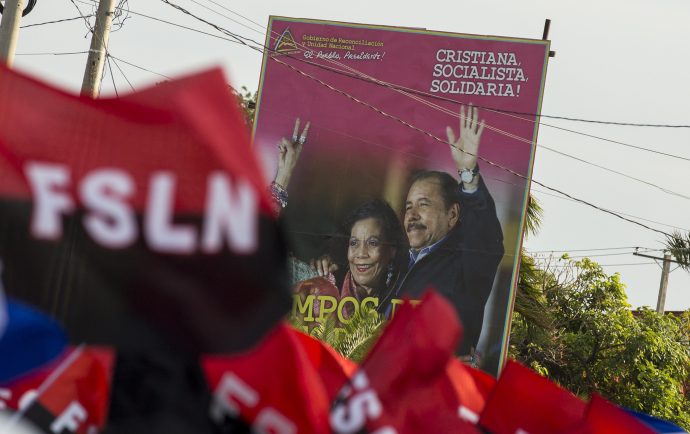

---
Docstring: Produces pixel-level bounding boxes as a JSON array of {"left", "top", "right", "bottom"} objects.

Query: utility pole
[
  {"left": 656, "top": 252, "right": 672, "bottom": 314},
  {"left": 633, "top": 249, "right": 678, "bottom": 314},
  {"left": 0, "top": 0, "right": 25, "bottom": 66},
  {"left": 81, "top": 0, "right": 116, "bottom": 98}
]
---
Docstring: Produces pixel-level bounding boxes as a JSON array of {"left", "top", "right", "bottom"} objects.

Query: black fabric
[
  {"left": 105, "top": 352, "right": 253, "bottom": 434},
  {"left": 21, "top": 402, "right": 56, "bottom": 433},
  {"left": 0, "top": 199, "right": 291, "bottom": 356},
  {"left": 391, "top": 177, "right": 504, "bottom": 355}
]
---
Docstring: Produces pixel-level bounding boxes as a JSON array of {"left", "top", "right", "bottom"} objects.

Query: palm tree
[{"left": 666, "top": 231, "right": 690, "bottom": 271}]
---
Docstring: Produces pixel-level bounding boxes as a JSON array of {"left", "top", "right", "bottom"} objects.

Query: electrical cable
[
  {"left": 545, "top": 262, "right": 658, "bottom": 268},
  {"left": 20, "top": 15, "right": 94, "bottom": 28},
  {"left": 107, "top": 55, "right": 172, "bottom": 79},
  {"left": 15, "top": 50, "right": 88, "bottom": 56},
  {"left": 527, "top": 246, "right": 656, "bottom": 254},
  {"left": 538, "top": 145, "right": 690, "bottom": 201},
  {"left": 109, "top": 56, "right": 134, "bottom": 91},
  {"left": 555, "top": 251, "right": 646, "bottom": 259},
  {"left": 195, "top": 0, "right": 266, "bottom": 33},
  {"left": 106, "top": 54, "right": 119, "bottom": 97},
  {"left": 72, "top": 0, "right": 245, "bottom": 45},
  {"left": 67, "top": 0, "right": 94, "bottom": 33},
  {"left": 185, "top": 0, "right": 265, "bottom": 36},
  {"left": 530, "top": 187, "right": 690, "bottom": 232}
]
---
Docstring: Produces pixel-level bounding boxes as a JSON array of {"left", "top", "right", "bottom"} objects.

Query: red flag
[
  {"left": 291, "top": 327, "right": 357, "bottom": 399},
  {"left": 446, "top": 358, "right": 496, "bottom": 424},
  {"left": 0, "top": 346, "right": 114, "bottom": 433},
  {"left": 202, "top": 323, "right": 336, "bottom": 433},
  {"left": 479, "top": 360, "right": 587, "bottom": 434},
  {"left": 330, "top": 290, "right": 481, "bottom": 434},
  {"left": 562, "top": 394, "right": 656, "bottom": 434}
]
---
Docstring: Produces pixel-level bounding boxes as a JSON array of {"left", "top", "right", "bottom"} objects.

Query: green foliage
[
  {"left": 667, "top": 231, "right": 690, "bottom": 271},
  {"left": 524, "top": 194, "right": 543, "bottom": 238},
  {"left": 234, "top": 86, "right": 257, "bottom": 129},
  {"left": 288, "top": 309, "right": 385, "bottom": 363},
  {"left": 511, "top": 256, "right": 690, "bottom": 429}
]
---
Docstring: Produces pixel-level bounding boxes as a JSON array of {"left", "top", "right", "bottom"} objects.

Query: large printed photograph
[{"left": 253, "top": 17, "right": 550, "bottom": 374}]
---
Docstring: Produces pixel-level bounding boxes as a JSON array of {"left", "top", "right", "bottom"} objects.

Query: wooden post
[
  {"left": 656, "top": 252, "right": 672, "bottom": 314},
  {"left": 81, "top": 0, "right": 116, "bottom": 98},
  {"left": 0, "top": 0, "right": 25, "bottom": 66}
]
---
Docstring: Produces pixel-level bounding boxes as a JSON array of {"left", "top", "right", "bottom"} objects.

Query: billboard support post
[{"left": 542, "top": 19, "right": 556, "bottom": 58}]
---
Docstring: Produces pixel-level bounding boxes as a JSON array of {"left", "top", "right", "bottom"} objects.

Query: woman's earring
[{"left": 386, "top": 263, "right": 394, "bottom": 286}]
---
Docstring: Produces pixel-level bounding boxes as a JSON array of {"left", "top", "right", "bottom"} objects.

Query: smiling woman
[{"left": 339, "top": 199, "right": 408, "bottom": 307}]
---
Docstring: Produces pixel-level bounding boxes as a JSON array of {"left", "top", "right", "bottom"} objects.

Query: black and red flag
[
  {"left": 0, "top": 65, "right": 291, "bottom": 431},
  {"left": 1, "top": 346, "right": 114, "bottom": 433}
]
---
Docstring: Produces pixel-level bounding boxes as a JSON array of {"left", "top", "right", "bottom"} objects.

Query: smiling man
[{"left": 393, "top": 105, "right": 504, "bottom": 357}]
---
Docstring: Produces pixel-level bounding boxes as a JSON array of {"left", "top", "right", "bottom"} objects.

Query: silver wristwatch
[{"left": 458, "top": 166, "right": 479, "bottom": 184}]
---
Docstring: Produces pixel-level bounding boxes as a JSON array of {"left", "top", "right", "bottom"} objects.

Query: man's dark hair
[{"left": 409, "top": 170, "right": 460, "bottom": 210}]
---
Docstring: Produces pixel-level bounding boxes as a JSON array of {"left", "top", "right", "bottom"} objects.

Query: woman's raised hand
[{"left": 274, "top": 118, "right": 310, "bottom": 189}]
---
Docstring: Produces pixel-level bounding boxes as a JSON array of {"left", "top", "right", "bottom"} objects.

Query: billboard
[{"left": 253, "top": 17, "right": 550, "bottom": 374}]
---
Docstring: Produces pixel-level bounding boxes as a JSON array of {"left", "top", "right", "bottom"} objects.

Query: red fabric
[
  {"left": 446, "top": 358, "right": 496, "bottom": 423},
  {"left": 562, "top": 394, "right": 656, "bottom": 434},
  {"left": 330, "top": 290, "right": 481, "bottom": 434},
  {"left": 291, "top": 327, "right": 357, "bottom": 400},
  {"left": 479, "top": 360, "right": 587, "bottom": 434},
  {"left": 1, "top": 347, "right": 114, "bottom": 433},
  {"left": 0, "top": 65, "right": 271, "bottom": 214},
  {"left": 201, "top": 323, "right": 334, "bottom": 433}
]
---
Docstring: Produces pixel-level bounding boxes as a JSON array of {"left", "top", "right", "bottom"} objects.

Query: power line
[
  {"left": 67, "top": 0, "right": 95, "bottom": 33},
  {"left": 20, "top": 15, "right": 94, "bottom": 28},
  {"left": 106, "top": 54, "right": 119, "bottom": 97},
  {"left": 544, "top": 262, "right": 659, "bottom": 268},
  {"left": 107, "top": 55, "right": 171, "bottom": 79},
  {"left": 72, "top": 0, "right": 245, "bottom": 45},
  {"left": 527, "top": 246, "right": 657, "bottom": 254},
  {"left": 539, "top": 145, "right": 690, "bottom": 201},
  {"left": 530, "top": 187, "right": 689, "bottom": 232},
  {"left": 159, "top": 0, "right": 262, "bottom": 51},
  {"left": 557, "top": 251, "right": 643, "bottom": 259},
  {"left": 15, "top": 51, "right": 88, "bottom": 56},
  {"left": 185, "top": 0, "right": 265, "bottom": 36},
  {"left": 195, "top": 0, "right": 266, "bottom": 33},
  {"left": 109, "top": 56, "right": 134, "bottom": 91},
  {"left": 534, "top": 122, "right": 690, "bottom": 163}
]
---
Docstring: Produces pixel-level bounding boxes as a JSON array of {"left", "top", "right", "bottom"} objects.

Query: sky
[{"left": 8, "top": 0, "right": 690, "bottom": 310}]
